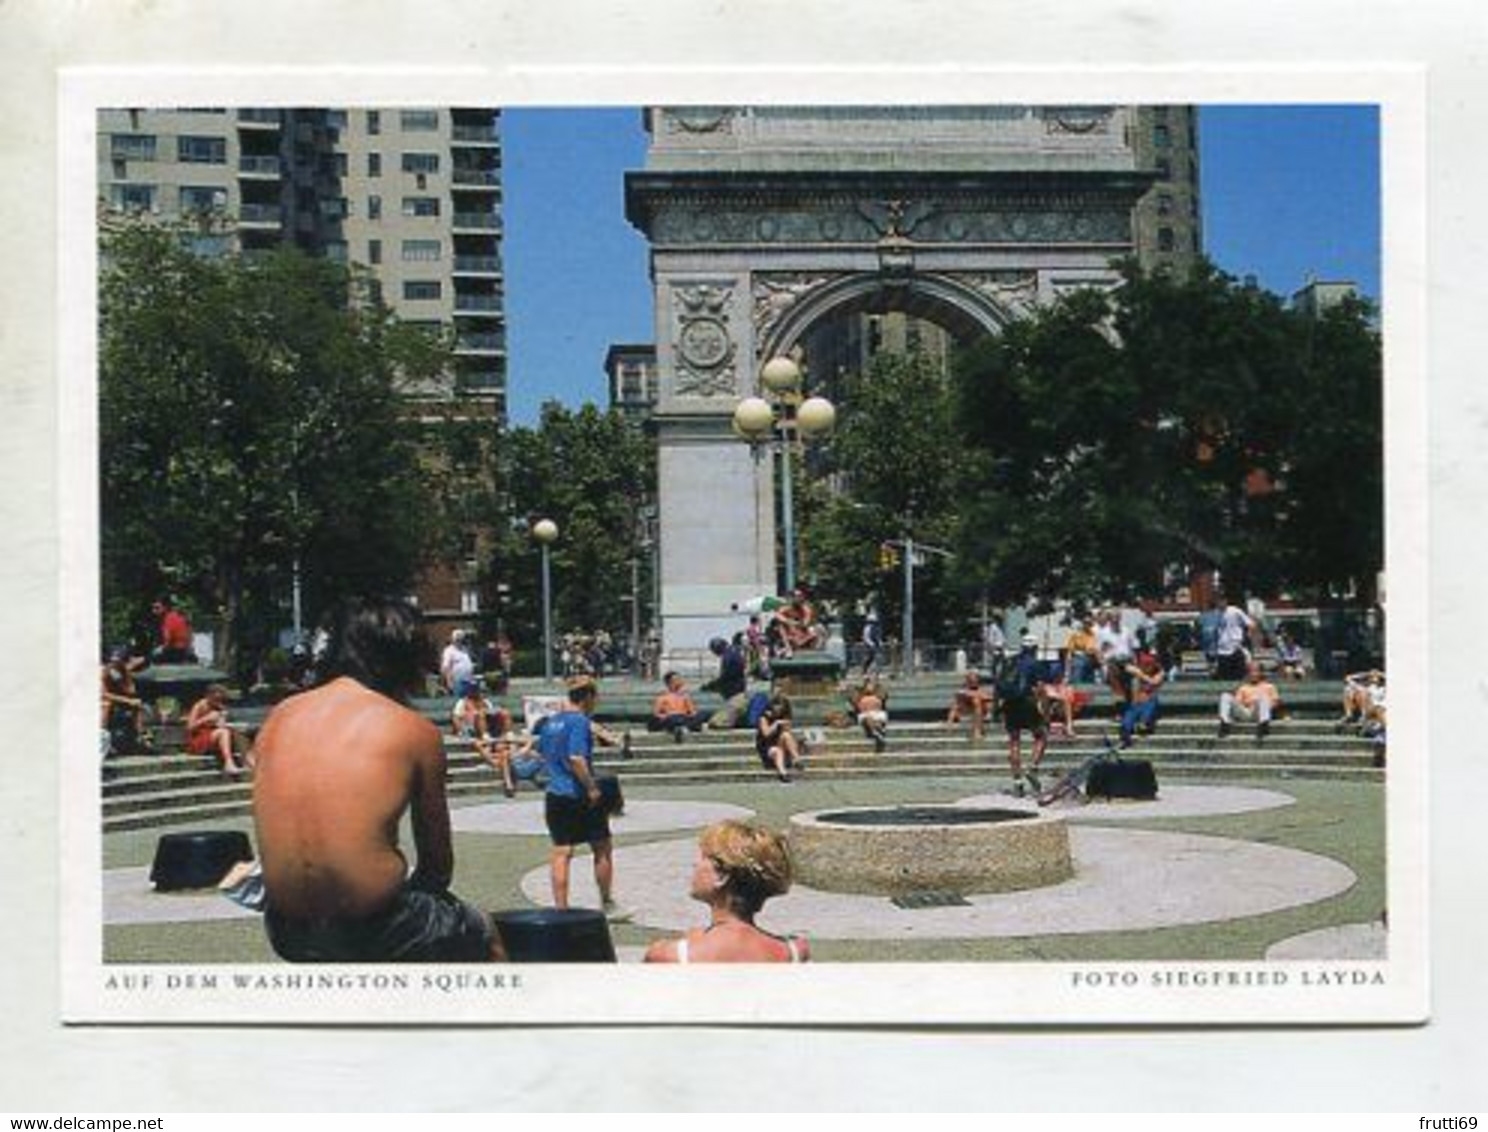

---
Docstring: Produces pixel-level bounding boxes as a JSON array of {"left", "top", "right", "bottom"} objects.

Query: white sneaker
[{"left": 602, "top": 901, "right": 633, "bottom": 924}]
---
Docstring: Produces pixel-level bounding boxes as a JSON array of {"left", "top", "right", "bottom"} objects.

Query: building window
[
  {"left": 320, "top": 197, "right": 349, "bottom": 219},
  {"left": 368, "top": 152, "right": 381, "bottom": 177},
  {"left": 1158, "top": 226, "right": 1176, "bottom": 252},
  {"left": 1155, "top": 155, "right": 1172, "bottom": 180},
  {"left": 1154, "top": 123, "right": 1171, "bottom": 148},
  {"left": 401, "top": 152, "right": 440, "bottom": 174},
  {"left": 401, "top": 195, "right": 441, "bottom": 217},
  {"left": 401, "top": 239, "right": 442, "bottom": 261},
  {"left": 1152, "top": 105, "right": 1170, "bottom": 121},
  {"left": 108, "top": 183, "right": 156, "bottom": 211},
  {"left": 404, "top": 280, "right": 442, "bottom": 301},
  {"left": 179, "top": 185, "right": 227, "bottom": 212},
  {"left": 400, "top": 109, "right": 439, "bottom": 131},
  {"left": 178, "top": 135, "right": 227, "bottom": 164},
  {"left": 459, "top": 586, "right": 481, "bottom": 614},
  {"left": 367, "top": 110, "right": 381, "bottom": 135},
  {"left": 368, "top": 194, "right": 382, "bottom": 220},
  {"left": 110, "top": 133, "right": 157, "bottom": 161},
  {"left": 325, "top": 241, "right": 348, "bottom": 263},
  {"left": 1157, "top": 192, "right": 1173, "bottom": 216},
  {"left": 326, "top": 110, "right": 348, "bottom": 130},
  {"left": 368, "top": 239, "right": 382, "bottom": 265}
]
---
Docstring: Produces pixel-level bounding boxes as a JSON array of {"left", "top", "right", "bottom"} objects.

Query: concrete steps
[{"left": 101, "top": 714, "right": 1383, "bottom": 833}]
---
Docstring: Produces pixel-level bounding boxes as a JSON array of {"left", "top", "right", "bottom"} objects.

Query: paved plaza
[{"left": 101, "top": 764, "right": 1387, "bottom": 965}]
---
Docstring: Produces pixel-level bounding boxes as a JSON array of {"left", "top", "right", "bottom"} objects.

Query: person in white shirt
[
  {"left": 439, "top": 629, "right": 474, "bottom": 694},
  {"left": 1213, "top": 599, "right": 1254, "bottom": 681}
]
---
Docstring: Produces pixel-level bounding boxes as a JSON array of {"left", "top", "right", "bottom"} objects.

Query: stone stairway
[{"left": 102, "top": 713, "right": 1382, "bottom": 833}]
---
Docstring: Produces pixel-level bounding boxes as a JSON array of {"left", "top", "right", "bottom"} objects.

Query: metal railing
[
  {"left": 452, "top": 212, "right": 502, "bottom": 230},
  {"left": 452, "top": 255, "right": 503, "bottom": 274},
  {"left": 451, "top": 168, "right": 501, "bottom": 186},
  {"left": 237, "top": 204, "right": 282, "bottom": 225},
  {"left": 456, "top": 333, "right": 507, "bottom": 352},
  {"left": 454, "top": 294, "right": 503, "bottom": 311},
  {"left": 238, "top": 155, "right": 282, "bottom": 176},
  {"left": 451, "top": 124, "right": 501, "bottom": 142}
]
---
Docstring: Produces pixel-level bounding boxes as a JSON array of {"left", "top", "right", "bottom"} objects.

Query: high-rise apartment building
[{"left": 96, "top": 105, "right": 508, "bottom": 419}]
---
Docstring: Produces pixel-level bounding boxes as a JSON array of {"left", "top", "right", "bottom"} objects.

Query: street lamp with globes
[
  {"left": 732, "top": 355, "right": 835, "bottom": 593},
  {"left": 532, "top": 518, "right": 559, "bottom": 681}
]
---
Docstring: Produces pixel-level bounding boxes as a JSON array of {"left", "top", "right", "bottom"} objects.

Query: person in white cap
[{"left": 997, "top": 632, "right": 1050, "bottom": 796}]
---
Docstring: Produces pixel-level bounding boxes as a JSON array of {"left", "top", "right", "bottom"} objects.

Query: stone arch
[{"left": 757, "top": 271, "right": 1019, "bottom": 364}]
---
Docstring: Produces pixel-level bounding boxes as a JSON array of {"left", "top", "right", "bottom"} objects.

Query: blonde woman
[{"left": 644, "top": 820, "right": 809, "bottom": 964}]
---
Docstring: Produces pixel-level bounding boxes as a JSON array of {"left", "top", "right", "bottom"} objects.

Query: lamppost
[
  {"left": 732, "top": 355, "right": 836, "bottom": 593},
  {"left": 532, "top": 518, "right": 559, "bottom": 681}
]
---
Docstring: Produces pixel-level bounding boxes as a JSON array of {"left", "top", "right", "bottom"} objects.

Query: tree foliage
[
  {"left": 486, "top": 403, "right": 656, "bottom": 652},
  {"left": 951, "top": 260, "right": 1383, "bottom": 607},
  {"left": 99, "top": 221, "right": 454, "bottom": 675}
]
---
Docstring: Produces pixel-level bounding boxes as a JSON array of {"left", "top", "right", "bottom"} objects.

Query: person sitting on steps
[
  {"left": 644, "top": 819, "right": 809, "bottom": 964},
  {"left": 755, "top": 695, "right": 803, "bottom": 783},
  {"left": 850, "top": 677, "right": 890, "bottom": 753},
  {"left": 1218, "top": 662, "right": 1284, "bottom": 744},
  {"left": 648, "top": 671, "right": 709, "bottom": 743},
  {"left": 185, "top": 684, "right": 251, "bottom": 777},
  {"left": 947, "top": 670, "right": 994, "bottom": 742}
]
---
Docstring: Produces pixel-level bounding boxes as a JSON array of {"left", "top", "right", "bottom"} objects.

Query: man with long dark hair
[{"left": 252, "top": 597, "right": 493, "bottom": 962}]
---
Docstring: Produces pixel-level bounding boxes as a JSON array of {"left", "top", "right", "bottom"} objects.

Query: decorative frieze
[
  {"left": 751, "top": 273, "right": 842, "bottom": 346},
  {"left": 651, "top": 202, "right": 1130, "bottom": 246}
]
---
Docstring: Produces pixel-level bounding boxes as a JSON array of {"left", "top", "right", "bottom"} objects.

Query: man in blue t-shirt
[{"left": 538, "top": 676, "right": 625, "bottom": 920}]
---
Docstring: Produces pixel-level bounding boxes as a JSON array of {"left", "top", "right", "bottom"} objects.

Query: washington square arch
[{"left": 624, "top": 105, "right": 1202, "bottom": 657}]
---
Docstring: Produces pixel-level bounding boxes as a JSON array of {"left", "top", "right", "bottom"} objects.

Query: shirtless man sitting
[{"left": 252, "top": 597, "right": 494, "bottom": 963}]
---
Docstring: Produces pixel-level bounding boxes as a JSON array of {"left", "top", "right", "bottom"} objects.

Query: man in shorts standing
[
  {"left": 252, "top": 598, "right": 493, "bottom": 962},
  {"left": 538, "top": 676, "right": 626, "bottom": 920}
]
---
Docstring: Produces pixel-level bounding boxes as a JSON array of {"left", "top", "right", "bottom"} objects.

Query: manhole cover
[{"left": 890, "top": 890, "right": 972, "bottom": 910}]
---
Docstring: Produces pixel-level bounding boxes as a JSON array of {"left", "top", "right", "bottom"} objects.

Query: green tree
[
  {"left": 952, "top": 260, "right": 1382, "bottom": 607},
  {"left": 798, "top": 351, "right": 969, "bottom": 639},
  {"left": 99, "top": 221, "right": 453, "bottom": 676},
  {"left": 485, "top": 402, "right": 656, "bottom": 663}
]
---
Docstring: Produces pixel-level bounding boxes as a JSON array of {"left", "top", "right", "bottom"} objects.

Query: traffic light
[{"left": 878, "top": 544, "right": 900, "bottom": 571}]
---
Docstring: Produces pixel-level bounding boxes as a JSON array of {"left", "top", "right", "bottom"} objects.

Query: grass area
[{"left": 102, "top": 770, "right": 1384, "bottom": 964}]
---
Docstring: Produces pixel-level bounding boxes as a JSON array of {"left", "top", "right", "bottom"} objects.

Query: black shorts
[
  {"left": 544, "top": 790, "right": 612, "bottom": 847},
  {"left": 1002, "top": 694, "right": 1047, "bottom": 735},
  {"left": 265, "top": 885, "right": 491, "bottom": 963}
]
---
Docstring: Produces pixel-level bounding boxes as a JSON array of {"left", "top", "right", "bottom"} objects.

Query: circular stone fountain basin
[{"left": 788, "top": 804, "right": 1073, "bottom": 896}]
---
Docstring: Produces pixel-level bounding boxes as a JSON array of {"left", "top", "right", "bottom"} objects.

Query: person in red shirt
[{"left": 151, "top": 597, "right": 196, "bottom": 663}]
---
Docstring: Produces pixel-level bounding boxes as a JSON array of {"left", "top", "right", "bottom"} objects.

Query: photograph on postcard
[{"left": 65, "top": 91, "right": 1424, "bottom": 1024}]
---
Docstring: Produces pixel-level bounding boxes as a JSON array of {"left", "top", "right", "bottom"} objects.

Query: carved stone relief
[
  {"left": 956, "top": 271, "right": 1041, "bottom": 319},
  {"left": 650, "top": 203, "right": 1129, "bottom": 245},
  {"left": 751, "top": 273, "right": 841, "bottom": 348},
  {"left": 671, "top": 283, "right": 738, "bottom": 398}
]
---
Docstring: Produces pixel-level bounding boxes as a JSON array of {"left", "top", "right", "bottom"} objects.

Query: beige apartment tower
[{"left": 96, "top": 106, "right": 508, "bottom": 420}]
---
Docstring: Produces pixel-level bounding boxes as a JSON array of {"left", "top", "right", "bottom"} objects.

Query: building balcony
[
  {"left": 452, "top": 255, "right": 503, "bottom": 275},
  {"left": 451, "top": 168, "right": 501, "bottom": 187},
  {"left": 452, "top": 212, "right": 502, "bottom": 232},
  {"left": 237, "top": 109, "right": 282, "bottom": 128},
  {"left": 451, "top": 123, "right": 501, "bottom": 144},
  {"left": 455, "top": 332, "right": 507, "bottom": 354},
  {"left": 238, "top": 155, "right": 282, "bottom": 177},
  {"left": 237, "top": 203, "right": 283, "bottom": 227},
  {"left": 454, "top": 294, "right": 503, "bottom": 312}
]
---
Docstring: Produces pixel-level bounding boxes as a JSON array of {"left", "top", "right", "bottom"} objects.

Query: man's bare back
[{"left": 253, "top": 677, "right": 451, "bottom": 922}]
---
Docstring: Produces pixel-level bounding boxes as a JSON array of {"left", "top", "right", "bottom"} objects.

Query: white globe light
[
  {"left": 796, "top": 395, "right": 837, "bottom": 437},
  {"left": 532, "top": 518, "right": 559, "bottom": 544},
  {"left": 733, "top": 396, "right": 775, "bottom": 439},
  {"left": 760, "top": 356, "right": 802, "bottom": 394}
]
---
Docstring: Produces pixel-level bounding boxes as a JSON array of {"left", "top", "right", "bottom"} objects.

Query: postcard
[{"left": 59, "top": 66, "right": 1427, "bottom": 1026}]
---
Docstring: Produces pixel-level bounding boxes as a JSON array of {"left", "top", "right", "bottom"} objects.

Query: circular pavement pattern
[
  {"left": 451, "top": 798, "right": 755, "bottom": 837},
  {"left": 520, "top": 826, "right": 1357, "bottom": 941},
  {"left": 1265, "top": 921, "right": 1388, "bottom": 961},
  {"left": 954, "top": 783, "right": 1296, "bottom": 822}
]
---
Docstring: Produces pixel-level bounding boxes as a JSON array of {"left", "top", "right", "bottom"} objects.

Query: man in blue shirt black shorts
[{"left": 538, "top": 676, "right": 626, "bottom": 921}]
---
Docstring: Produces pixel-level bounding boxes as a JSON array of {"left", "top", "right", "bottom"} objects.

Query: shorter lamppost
[
  {"left": 532, "top": 518, "right": 559, "bottom": 681},
  {"left": 732, "top": 355, "right": 836, "bottom": 593}
]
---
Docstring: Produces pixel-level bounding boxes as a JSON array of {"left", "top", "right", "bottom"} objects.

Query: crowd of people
[{"left": 100, "top": 581, "right": 1390, "bottom": 965}]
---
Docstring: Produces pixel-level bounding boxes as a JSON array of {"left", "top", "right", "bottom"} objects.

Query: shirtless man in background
[{"left": 252, "top": 598, "right": 493, "bottom": 962}]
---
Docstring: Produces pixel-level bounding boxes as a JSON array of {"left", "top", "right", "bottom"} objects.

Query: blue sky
[{"left": 501, "top": 105, "right": 1381, "bottom": 425}]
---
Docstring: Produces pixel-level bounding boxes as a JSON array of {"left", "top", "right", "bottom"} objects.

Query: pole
[
  {"left": 630, "top": 557, "right": 641, "bottom": 676},
  {"left": 779, "top": 435, "right": 796, "bottom": 593},
  {"left": 541, "top": 542, "right": 553, "bottom": 682},
  {"left": 902, "top": 534, "right": 914, "bottom": 676},
  {"left": 291, "top": 557, "right": 302, "bottom": 641}
]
